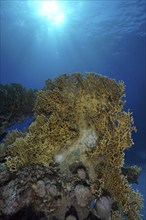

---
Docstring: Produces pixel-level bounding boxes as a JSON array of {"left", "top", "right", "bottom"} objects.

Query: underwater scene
[{"left": 0, "top": 1, "right": 146, "bottom": 220}]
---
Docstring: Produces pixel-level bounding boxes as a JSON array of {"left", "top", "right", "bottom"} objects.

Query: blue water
[
  {"left": 6, "top": 116, "right": 33, "bottom": 133},
  {"left": 0, "top": 0, "right": 146, "bottom": 218}
]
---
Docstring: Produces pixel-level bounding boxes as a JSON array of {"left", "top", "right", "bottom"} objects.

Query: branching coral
[{"left": 4, "top": 73, "right": 143, "bottom": 219}]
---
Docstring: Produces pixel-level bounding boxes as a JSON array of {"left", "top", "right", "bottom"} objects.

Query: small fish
[{"left": 89, "top": 199, "right": 97, "bottom": 209}]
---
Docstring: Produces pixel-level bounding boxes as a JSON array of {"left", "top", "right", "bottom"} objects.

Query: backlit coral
[{"left": 4, "top": 73, "right": 143, "bottom": 219}]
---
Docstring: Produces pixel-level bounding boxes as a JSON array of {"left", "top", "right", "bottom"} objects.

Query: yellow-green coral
[{"left": 5, "top": 73, "right": 143, "bottom": 219}]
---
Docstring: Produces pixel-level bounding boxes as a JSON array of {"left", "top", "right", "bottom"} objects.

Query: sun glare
[{"left": 39, "top": 1, "right": 65, "bottom": 25}]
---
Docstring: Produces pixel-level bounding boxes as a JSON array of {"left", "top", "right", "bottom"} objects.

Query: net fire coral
[{"left": 5, "top": 73, "right": 143, "bottom": 219}]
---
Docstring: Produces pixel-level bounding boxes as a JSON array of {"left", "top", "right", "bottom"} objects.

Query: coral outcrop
[
  {"left": 0, "top": 83, "right": 37, "bottom": 138},
  {"left": 1, "top": 73, "right": 143, "bottom": 219}
]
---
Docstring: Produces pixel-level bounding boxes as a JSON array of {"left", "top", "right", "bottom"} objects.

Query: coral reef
[
  {"left": 1, "top": 73, "right": 143, "bottom": 219},
  {"left": 0, "top": 83, "right": 37, "bottom": 137}
]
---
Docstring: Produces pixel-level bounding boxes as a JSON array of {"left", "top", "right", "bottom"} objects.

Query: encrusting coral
[{"left": 3, "top": 73, "right": 143, "bottom": 219}]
